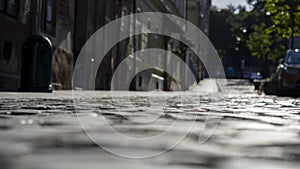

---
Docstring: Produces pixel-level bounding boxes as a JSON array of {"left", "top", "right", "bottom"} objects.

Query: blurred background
[{"left": 0, "top": 0, "right": 299, "bottom": 93}]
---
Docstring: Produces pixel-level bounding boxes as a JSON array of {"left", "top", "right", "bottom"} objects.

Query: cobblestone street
[{"left": 0, "top": 80, "right": 299, "bottom": 169}]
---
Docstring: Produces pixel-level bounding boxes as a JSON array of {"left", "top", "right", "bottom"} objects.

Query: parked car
[
  {"left": 262, "top": 49, "right": 300, "bottom": 96},
  {"left": 249, "top": 72, "right": 263, "bottom": 82}
]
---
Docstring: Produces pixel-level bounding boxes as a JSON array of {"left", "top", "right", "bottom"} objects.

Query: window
[
  {"left": 2, "top": 41, "right": 12, "bottom": 63},
  {"left": 105, "top": 0, "right": 115, "bottom": 23},
  {"left": 7, "top": 0, "right": 18, "bottom": 16},
  {"left": 0, "top": 0, "right": 5, "bottom": 11},
  {"left": 0, "top": 0, "right": 19, "bottom": 17},
  {"left": 43, "top": 0, "right": 56, "bottom": 35},
  {"left": 120, "top": 10, "right": 125, "bottom": 31},
  {"left": 287, "top": 52, "right": 300, "bottom": 64}
]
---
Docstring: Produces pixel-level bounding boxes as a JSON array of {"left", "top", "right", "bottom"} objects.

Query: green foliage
[
  {"left": 210, "top": 0, "right": 289, "bottom": 71},
  {"left": 265, "top": 0, "right": 300, "bottom": 39},
  {"left": 245, "top": 0, "right": 287, "bottom": 62},
  {"left": 247, "top": 23, "right": 272, "bottom": 60}
]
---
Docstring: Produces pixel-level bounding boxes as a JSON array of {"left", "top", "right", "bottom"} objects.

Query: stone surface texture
[{"left": 0, "top": 80, "right": 299, "bottom": 169}]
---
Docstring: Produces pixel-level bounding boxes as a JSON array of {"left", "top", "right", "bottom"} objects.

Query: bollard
[{"left": 19, "top": 35, "right": 53, "bottom": 92}]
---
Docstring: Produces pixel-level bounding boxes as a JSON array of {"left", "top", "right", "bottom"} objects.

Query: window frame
[
  {"left": 0, "top": 0, "right": 19, "bottom": 17},
  {"left": 6, "top": 0, "right": 19, "bottom": 17},
  {"left": 0, "top": 0, "right": 6, "bottom": 12},
  {"left": 42, "top": 0, "right": 57, "bottom": 36}
]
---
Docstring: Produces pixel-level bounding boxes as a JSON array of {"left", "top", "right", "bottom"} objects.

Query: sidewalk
[{"left": 190, "top": 78, "right": 222, "bottom": 93}]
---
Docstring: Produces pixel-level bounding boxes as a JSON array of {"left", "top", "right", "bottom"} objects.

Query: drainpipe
[
  {"left": 130, "top": 0, "right": 137, "bottom": 90},
  {"left": 73, "top": 0, "right": 78, "bottom": 64},
  {"left": 30, "top": 0, "right": 38, "bottom": 35}
]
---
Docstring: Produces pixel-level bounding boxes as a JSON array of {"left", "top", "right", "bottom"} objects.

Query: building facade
[
  {"left": 0, "top": 0, "right": 75, "bottom": 90},
  {"left": 0, "top": 0, "right": 211, "bottom": 91},
  {"left": 0, "top": 0, "right": 28, "bottom": 91},
  {"left": 113, "top": 0, "right": 211, "bottom": 91}
]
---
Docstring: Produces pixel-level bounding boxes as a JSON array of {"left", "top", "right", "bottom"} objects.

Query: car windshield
[{"left": 286, "top": 51, "right": 300, "bottom": 64}]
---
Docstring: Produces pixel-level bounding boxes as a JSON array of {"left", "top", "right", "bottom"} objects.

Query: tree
[
  {"left": 210, "top": 1, "right": 288, "bottom": 77},
  {"left": 247, "top": 23, "right": 273, "bottom": 77},
  {"left": 247, "top": 23, "right": 272, "bottom": 60},
  {"left": 245, "top": 0, "right": 286, "bottom": 73},
  {"left": 209, "top": 8, "right": 235, "bottom": 54},
  {"left": 265, "top": 0, "right": 300, "bottom": 49}
]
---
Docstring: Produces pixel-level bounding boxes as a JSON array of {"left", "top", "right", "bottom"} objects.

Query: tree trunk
[
  {"left": 260, "top": 56, "right": 264, "bottom": 77},
  {"left": 261, "top": 55, "right": 269, "bottom": 78},
  {"left": 30, "top": 0, "right": 38, "bottom": 35}
]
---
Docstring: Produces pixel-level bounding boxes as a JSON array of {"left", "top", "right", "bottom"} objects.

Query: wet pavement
[{"left": 0, "top": 79, "right": 299, "bottom": 169}]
